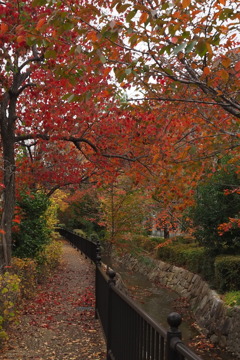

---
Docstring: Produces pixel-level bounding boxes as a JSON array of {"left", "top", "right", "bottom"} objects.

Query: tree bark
[{"left": 0, "top": 92, "right": 16, "bottom": 266}]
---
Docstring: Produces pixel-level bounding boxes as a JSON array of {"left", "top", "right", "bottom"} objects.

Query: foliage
[
  {"left": 214, "top": 255, "right": 240, "bottom": 293},
  {"left": 45, "top": 197, "right": 60, "bottom": 233},
  {"left": 13, "top": 191, "right": 51, "bottom": 259},
  {"left": 0, "top": 0, "right": 239, "bottom": 268},
  {"left": 157, "top": 241, "right": 215, "bottom": 282},
  {"left": 73, "top": 229, "right": 87, "bottom": 238},
  {"left": 36, "top": 240, "right": 62, "bottom": 281},
  {"left": 58, "top": 190, "right": 105, "bottom": 237},
  {"left": 224, "top": 291, "right": 240, "bottom": 307},
  {"left": 0, "top": 272, "right": 20, "bottom": 341},
  {"left": 132, "top": 235, "right": 165, "bottom": 253},
  {"left": 187, "top": 167, "right": 240, "bottom": 254},
  {"left": 100, "top": 177, "right": 153, "bottom": 245},
  {"left": 11, "top": 258, "right": 37, "bottom": 299},
  {"left": 0, "top": 238, "right": 62, "bottom": 344},
  {"left": 85, "top": 0, "right": 240, "bottom": 118}
]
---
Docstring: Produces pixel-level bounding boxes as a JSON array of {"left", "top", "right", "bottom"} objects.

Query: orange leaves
[
  {"left": 87, "top": 31, "right": 98, "bottom": 42},
  {"left": 221, "top": 56, "right": 231, "bottom": 68},
  {"left": 203, "top": 66, "right": 211, "bottom": 76},
  {"left": 217, "top": 69, "right": 229, "bottom": 82},
  {"left": 36, "top": 18, "right": 46, "bottom": 31},
  {"left": 138, "top": 12, "right": 148, "bottom": 25},
  {"left": 218, "top": 218, "right": 240, "bottom": 236},
  {"left": 235, "top": 61, "right": 240, "bottom": 74},
  {"left": 0, "top": 22, "right": 8, "bottom": 34},
  {"left": 13, "top": 215, "right": 21, "bottom": 224},
  {"left": 182, "top": 0, "right": 191, "bottom": 9},
  {"left": 16, "top": 35, "right": 25, "bottom": 44}
]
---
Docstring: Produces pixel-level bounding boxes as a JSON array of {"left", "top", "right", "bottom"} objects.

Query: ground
[{"left": 0, "top": 240, "right": 106, "bottom": 360}]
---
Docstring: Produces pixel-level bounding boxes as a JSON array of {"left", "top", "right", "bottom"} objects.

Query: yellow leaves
[
  {"left": 182, "top": 0, "right": 191, "bottom": 8},
  {"left": 0, "top": 22, "right": 8, "bottom": 34}
]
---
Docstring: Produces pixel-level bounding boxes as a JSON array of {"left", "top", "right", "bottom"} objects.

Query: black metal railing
[
  {"left": 57, "top": 228, "right": 97, "bottom": 263},
  {"left": 95, "top": 265, "right": 202, "bottom": 360},
  {"left": 58, "top": 228, "right": 203, "bottom": 360}
]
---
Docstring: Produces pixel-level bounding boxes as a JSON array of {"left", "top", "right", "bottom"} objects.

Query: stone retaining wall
[{"left": 114, "top": 253, "right": 240, "bottom": 358}]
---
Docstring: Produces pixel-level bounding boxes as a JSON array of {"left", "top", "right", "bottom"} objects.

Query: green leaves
[
  {"left": 126, "top": 9, "right": 137, "bottom": 22},
  {"left": 173, "top": 42, "right": 187, "bottom": 54},
  {"left": 195, "top": 39, "right": 209, "bottom": 57}
]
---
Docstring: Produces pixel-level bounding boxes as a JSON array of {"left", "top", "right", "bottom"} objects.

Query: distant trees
[{"left": 185, "top": 164, "right": 240, "bottom": 254}]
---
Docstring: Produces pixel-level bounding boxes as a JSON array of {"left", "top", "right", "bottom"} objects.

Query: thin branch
[{"left": 126, "top": 96, "right": 230, "bottom": 106}]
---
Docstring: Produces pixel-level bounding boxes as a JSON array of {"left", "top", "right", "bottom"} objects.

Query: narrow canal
[{"left": 106, "top": 258, "right": 236, "bottom": 360}]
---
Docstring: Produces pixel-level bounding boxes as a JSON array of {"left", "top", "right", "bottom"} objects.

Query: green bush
[
  {"left": 215, "top": 256, "right": 240, "bottom": 292},
  {"left": 13, "top": 191, "right": 51, "bottom": 258},
  {"left": 132, "top": 235, "right": 165, "bottom": 252},
  {"left": 157, "top": 242, "right": 215, "bottom": 282},
  {"left": 58, "top": 193, "right": 105, "bottom": 237}
]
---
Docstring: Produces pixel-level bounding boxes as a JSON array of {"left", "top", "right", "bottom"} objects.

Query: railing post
[
  {"left": 106, "top": 268, "right": 116, "bottom": 360},
  {"left": 166, "top": 312, "right": 184, "bottom": 360},
  {"left": 95, "top": 242, "right": 101, "bottom": 320}
]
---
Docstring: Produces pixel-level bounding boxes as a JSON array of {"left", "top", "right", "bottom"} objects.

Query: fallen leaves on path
[{"left": 0, "top": 241, "right": 106, "bottom": 360}]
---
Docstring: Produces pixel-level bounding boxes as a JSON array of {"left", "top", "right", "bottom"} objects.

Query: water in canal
[{"left": 106, "top": 258, "right": 236, "bottom": 360}]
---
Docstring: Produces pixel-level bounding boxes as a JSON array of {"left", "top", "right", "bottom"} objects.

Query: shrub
[
  {"left": 73, "top": 229, "right": 87, "bottom": 238},
  {"left": 89, "top": 232, "right": 99, "bottom": 242},
  {"left": 215, "top": 255, "right": 240, "bottom": 292},
  {"left": 11, "top": 258, "right": 37, "bottom": 299},
  {"left": 13, "top": 191, "right": 51, "bottom": 259},
  {"left": 132, "top": 235, "right": 165, "bottom": 252},
  {"left": 0, "top": 272, "right": 20, "bottom": 341},
  {"left": 157, "top": 242, "right": 215, "bottom": 282},
  {"left": 36, "top": 240, "right": 62, "bottom": 281}
]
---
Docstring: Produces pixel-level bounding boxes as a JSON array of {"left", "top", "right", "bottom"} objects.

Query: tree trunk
[{"left": 0, "top": 92, "right": 16, "bottom": 267}]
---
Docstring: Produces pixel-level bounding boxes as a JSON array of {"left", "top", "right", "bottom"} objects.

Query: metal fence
[
  {"left": 57, "top": 228, "right": 203, "bottom": 360},
  {"left": 57, "top": 228, "right": 97, "bottom": 263}
]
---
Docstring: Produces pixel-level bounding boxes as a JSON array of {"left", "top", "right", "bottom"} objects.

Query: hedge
[
  {"left": 157, "top": 242, "right": 215, "bottom": 283},
  {"left": 215, "top": 255, "right": 240, "bottom": 292}
]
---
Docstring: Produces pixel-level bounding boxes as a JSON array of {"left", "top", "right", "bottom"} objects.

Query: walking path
[{"left": 0, "top": 240, "right": 106, "bottom": 360}]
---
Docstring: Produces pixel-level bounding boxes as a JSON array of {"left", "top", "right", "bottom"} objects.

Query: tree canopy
[{"left": 0, "top": 0, "right": 239, "bottom": 265}]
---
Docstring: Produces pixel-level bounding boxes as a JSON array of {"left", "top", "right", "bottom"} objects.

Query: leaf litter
[{"left": 0, "top": 240, "right": 106, "bottom": 360}]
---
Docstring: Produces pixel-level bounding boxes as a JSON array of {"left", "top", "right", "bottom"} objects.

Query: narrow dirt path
[{"left": 0, "top": 240, "right": 106, "bottom": 360}]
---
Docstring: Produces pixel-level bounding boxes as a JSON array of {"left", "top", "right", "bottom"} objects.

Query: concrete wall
[{"left": 114, "top": 253, "right": 240, "bottom": 358}]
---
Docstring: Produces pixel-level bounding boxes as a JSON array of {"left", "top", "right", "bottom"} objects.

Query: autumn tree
[
  {"left": 79, "top": 0, "right": 240, "bottom": 117},
  {"left": 69, "top": 0, "right": 240, "bottom": 238},
  {"left": 0, "top": 0, "right": 126, "bottom": 265},
  {"left": 99, "top": 176, "right": 153, "bottom": 248},
  {"left": 1, "top": 0, "right": 239, "bottom": 266}
]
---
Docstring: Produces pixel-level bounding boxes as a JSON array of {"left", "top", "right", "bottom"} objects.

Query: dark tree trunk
[
  {"left": 164, "top": 226, "right": 170, "bottom": 239},
  {"left": 0, "top": 92, "right": 16, "bottom": 266}
]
